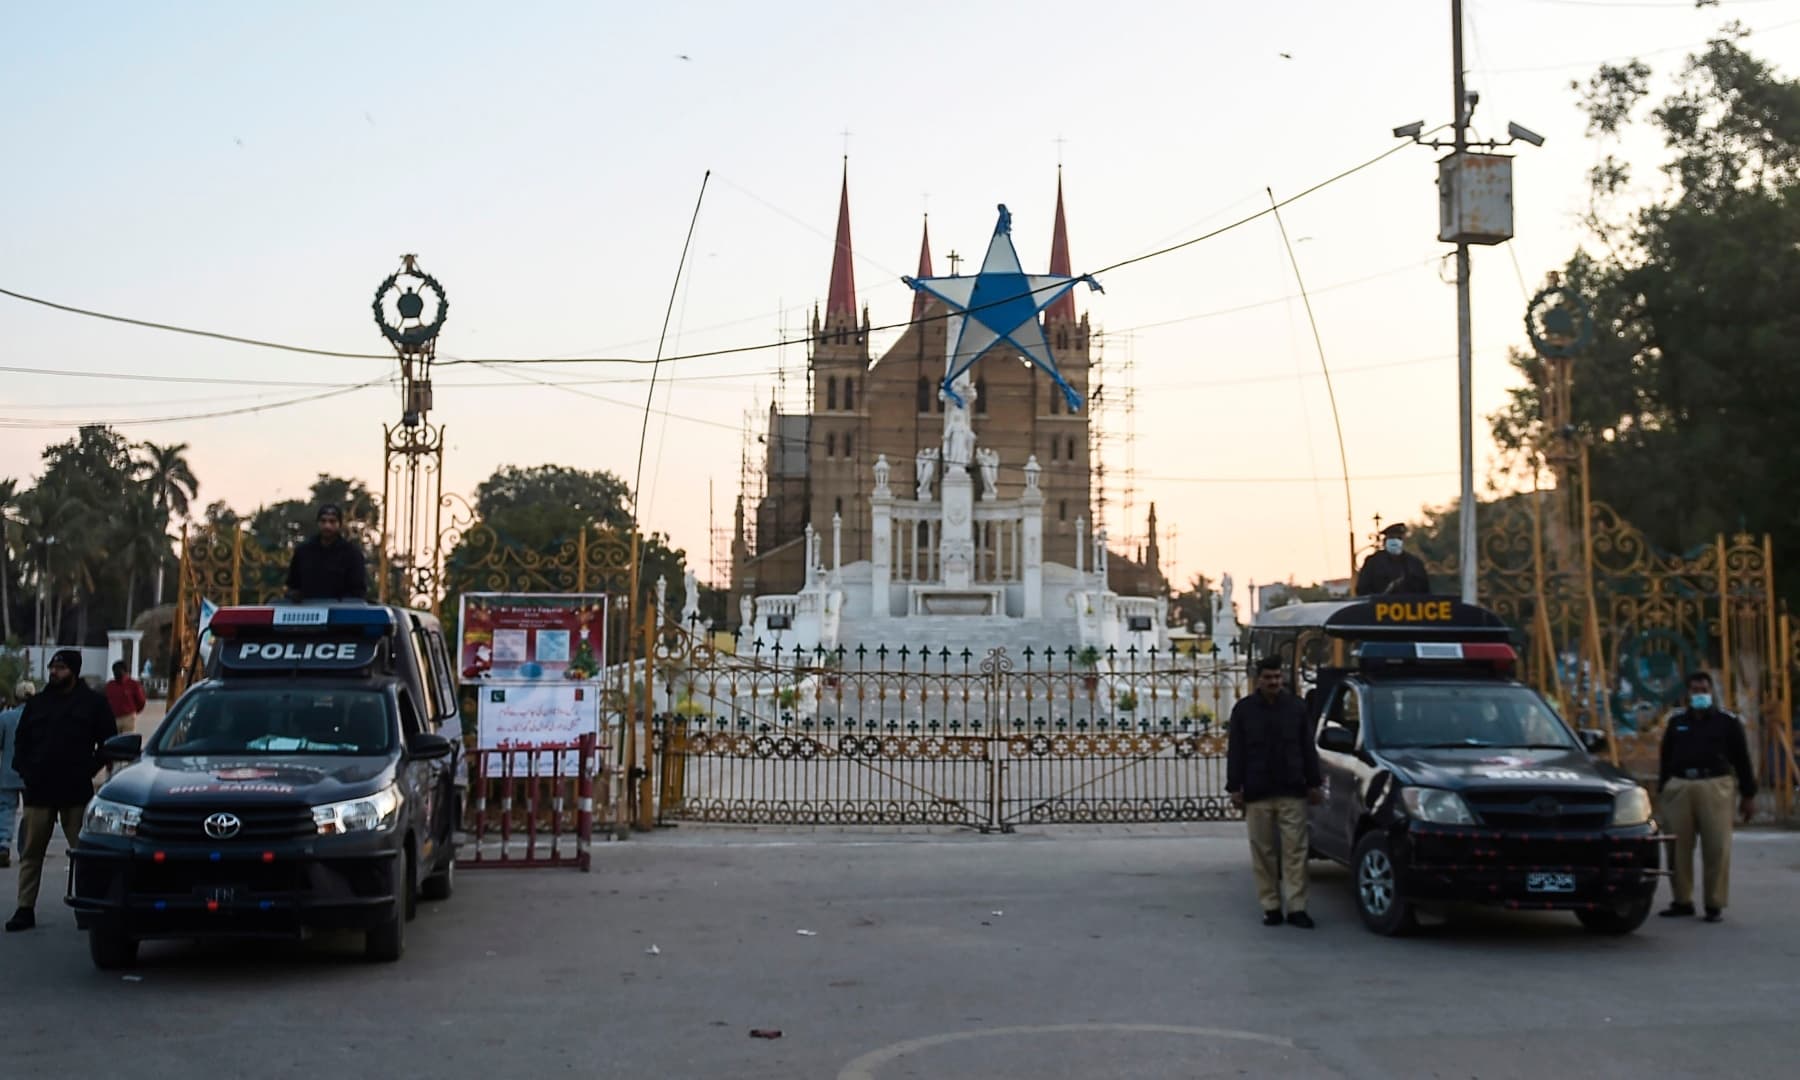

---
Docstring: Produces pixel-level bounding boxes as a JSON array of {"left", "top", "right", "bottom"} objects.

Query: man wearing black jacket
[
  {"left": 1356, "top": 522, "right": 1432, "bottom": 596},
  {"left": 286, "top": 504, "right": 369, "bottom": 601},
  {"left": 1227, "top": 656, "right": 1325, "bottom": 928},
  {"left": 6, "top": 650, "right": 116, "bottom": 932}
]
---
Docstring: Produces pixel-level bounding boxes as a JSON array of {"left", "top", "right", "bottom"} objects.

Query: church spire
[
  {"left": 826, "top": 158, "right": 857, "bottom": 322},
  {"left": 911, "top": 214, "right": 933, "bottom": 321},
  {"left": 1046, "top": 169, "right": 1076, "bottom": 324}
]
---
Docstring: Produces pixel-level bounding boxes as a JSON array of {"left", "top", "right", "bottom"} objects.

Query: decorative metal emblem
[{"left": 203, "top": 812, "right": 243, "bottom": 839}]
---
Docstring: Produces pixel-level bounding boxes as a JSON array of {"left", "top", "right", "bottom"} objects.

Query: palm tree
[
  {"left": 16, "top": 487, "right": 102, "bottom": 646},
  {"left": 0, "top": 477, "right": 16, "bottom": 644},
  {"left": 115, "top": 494, "right": 168, "bottom": 627},
  {"left": 136, "top": 442, "right": 198, "bottom": 605}
]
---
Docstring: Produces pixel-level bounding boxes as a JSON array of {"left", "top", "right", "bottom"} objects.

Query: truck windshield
[
  {"left": 1365, "top": 683, "right": 1578, "bottom": 751},
  {"left": 150, "top": 687, "right": 393, "bottom": 755}
]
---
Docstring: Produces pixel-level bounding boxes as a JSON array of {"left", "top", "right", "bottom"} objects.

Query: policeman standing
[
  {"left": 1355, "top": 523, "right": 1431, "bottom": 596},
  {"left": 1226, "top": 656, "right": 1324, "bottom": 928},
  {"left": 286, "top": 504, "right": 369, "bottom": 602},
  {"left": 1657, "top": 671, "right": 1757, "bottom": 923}
]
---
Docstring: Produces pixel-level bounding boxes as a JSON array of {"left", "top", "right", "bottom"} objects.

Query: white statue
[
  {"left": 944, "top": 405, "right": 975, "bottom": 473},
  {"left": 976, "top": 447, "right": 1000, "bottom": 500},
  {"left": 655, "top": 575, "right": 668, "bottom": 621},
  {"left": 873, "top": 453, "right": 891, "bottom": 495},
  {"left": 1023, "top": 453, "right": 1041, "bottom": 492},
  {"left": 681, "top": 567, "right": 700, "bottom": 624},
  {"left": 739, "top": 593, "right": 753, "bottom": 632},
  {"left": 915, "top": 446, "right": 938, "bottom": 500}
]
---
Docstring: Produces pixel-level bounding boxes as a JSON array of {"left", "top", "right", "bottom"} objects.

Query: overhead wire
[{"left": 0, "top": 136, "right": 1428, "bottom": 375}]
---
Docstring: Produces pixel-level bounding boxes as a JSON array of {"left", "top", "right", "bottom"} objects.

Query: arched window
[
  {"left": 827, "top": 377, "right": 838, "bottom": 411},
  {"left": 834, "top": 496, "right": 843, "bottom": 515},
  {"left": 1051, "top": 439, "right": 1059, "bottom": 462},
  {"left": 975, "top": 378, "right": 988, "bottom": 415},
  {"left": 826, "top": 432, "right": 837, "bottom": 458},
  {"left": 1050, "top": 392, "right": 1061, "bottom": 416},
  {"left": 845, "top": 379, "right": 856, "bottom": 412},
  {"left": 844, "top": 433, "right": 854, "bottom": 459},
  {"left": 1067, "top": 436, "right": 1077, "bottom": 460},
  {"left": 917, "top": 377, "right": 931, "bottom": 414},
  {"left": 1059, "top": 499, "right": 1068, "bottom": 521}
]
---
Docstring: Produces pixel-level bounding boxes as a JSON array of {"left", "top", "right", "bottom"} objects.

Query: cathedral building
[{"left": 730, "top": 165, "right": 1160, "bottom": 626}]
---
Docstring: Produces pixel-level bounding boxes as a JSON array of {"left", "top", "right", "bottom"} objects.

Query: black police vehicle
[
  {"left": 68, "top": 602, "right": 461, "bottom": 967},
  {"left": 1250, "top": 598, "right": 1666, "bottom": 936}
]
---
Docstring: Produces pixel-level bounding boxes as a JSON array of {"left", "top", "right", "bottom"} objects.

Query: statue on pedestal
[
  {"left": 976, "top": 447, "right": 999, "bottom": 500},
  {"left": 873, "top": 454, "right": 891, "bottom": 496},
  {"left": 944, "top": 404, "right": 975, "bottom": 475},
  {"left": 1024, "top": 454, "right": 1041, "bottom": 492},
  {"left": 915, "top": 447, "right": 938, "bottom": 501}
]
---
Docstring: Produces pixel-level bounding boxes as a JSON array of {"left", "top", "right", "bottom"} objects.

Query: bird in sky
[
  {"left": 676, "top": 54, "right": 691, "bottom": 61},
  {"left": 1279, "top": 52, "right": 1293, "bottom": 60}
]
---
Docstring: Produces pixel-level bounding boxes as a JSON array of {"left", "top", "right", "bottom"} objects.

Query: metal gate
[{"left": 650, "top": 637, "right": 1243, "bottom": 831}]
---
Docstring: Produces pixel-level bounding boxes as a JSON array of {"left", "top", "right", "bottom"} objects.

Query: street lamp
[{"left": 1395, "top": 0, "right": 1545, "bottom": 604}]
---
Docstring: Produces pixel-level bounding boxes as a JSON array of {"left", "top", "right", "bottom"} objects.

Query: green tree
[
  {"left": 1491, "top": 28, "right": 1800, "bottom": 604},
  {"left": 0, "top": 477, "right": 17, "bottom": 644},
  {"left": 136, "top": 441, "right": 198, "bottom": 607},
  {"left": 1170, "top": 572, "right": 1214, "bottom": 634},
  {"left": 447, "top": 464, "right": 690, "bottom": 638}
]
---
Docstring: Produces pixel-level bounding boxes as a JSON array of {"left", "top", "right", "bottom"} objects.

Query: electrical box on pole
[{"left": 1437, "top": 153, "right": 1514, "bottom": 245}]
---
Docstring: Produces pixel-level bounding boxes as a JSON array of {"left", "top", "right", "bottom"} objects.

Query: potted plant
[
  {"left": 777, "top": 686, "right": 800, "bottom": 712},
  {"left": 1116, "top": 690, "right": 1138, "bottom": 712},
  {"left": 1182, "top": 702, "right": 1214, "bottom": 729},
  {"left": 1076, "top": 646, "right": 1101, "bottom": 692}
]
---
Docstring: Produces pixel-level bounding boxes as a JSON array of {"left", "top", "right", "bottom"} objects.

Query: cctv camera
[
  {"left": 1507, "top": 121, "right": 1546, "bottom": 147},
  {"left": 1392, "top": 120, "right": 1425, "bottom": 140}
]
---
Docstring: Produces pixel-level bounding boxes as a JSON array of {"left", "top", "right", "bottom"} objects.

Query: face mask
[
  {"left": 1690, "top": 693, "right": 1713, "bottom": 710},
  {"left": 1384, "top": 539, "right": 1404, "bottom": 556}
]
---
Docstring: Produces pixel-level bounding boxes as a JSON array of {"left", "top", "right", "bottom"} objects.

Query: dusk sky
[{"left": 5, "top": 1, "right": 1797, "bottom": 596}]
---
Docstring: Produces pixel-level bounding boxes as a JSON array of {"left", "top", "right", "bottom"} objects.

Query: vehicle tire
[
  {"left": 88, "top": 927, "right": 138, "bottom": 970},
  {"left": 366, "top": 861, "right": 410, "bottom": 962},
  {"left": 1575, "top": 895, "right": 1653, "bottom": 935},
  {"left": 420, "top": 853, "right": 455, "bottom": 902},
  {"left": 1353, "top": 832, "right": 1417, "bottom": 936}
]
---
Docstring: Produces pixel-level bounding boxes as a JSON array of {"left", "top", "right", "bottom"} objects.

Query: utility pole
[
  {"left": 1452, "top": 0, "right": 1476, "bottom": 605},
  {"left": 1395, "top": 1, "right": 1543, "bottom": 605}
]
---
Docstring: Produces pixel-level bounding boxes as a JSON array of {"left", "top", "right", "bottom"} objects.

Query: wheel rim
[{"left": 1359, "top": 847, "right": 1395, "bottom": 917}]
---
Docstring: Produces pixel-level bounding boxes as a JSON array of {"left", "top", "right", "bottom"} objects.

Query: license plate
[{"left": 1526, "top": 872, "right": 1575, "bottom": 893}]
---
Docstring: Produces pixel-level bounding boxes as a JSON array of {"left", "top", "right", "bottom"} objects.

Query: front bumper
[
  {"left": 66, "top": 837, "right": 401, "bottom": 941},
  {"left": 1396, "top": 821, "right": 1668, "bottom": 911}
]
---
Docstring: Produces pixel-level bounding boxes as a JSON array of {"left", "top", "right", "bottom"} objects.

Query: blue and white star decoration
[{"left": 903, "top": 205, "right": 1102, "bottom": 411}]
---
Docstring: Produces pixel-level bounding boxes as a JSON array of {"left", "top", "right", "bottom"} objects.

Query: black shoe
[
  {"left": 1703, "top": 907, "right": 1723, "bottom": 923},
  {"left": 1262, "top": 910, "right": 1284, "bottom": 926},
  {"left": 4, "top": 907, "right": 34, "bottom": 932},
  {"left": 1286, "top": 911, "right": 1315, "bottom": 929},
  {"left": 1658, "top": 902, "right": 1696, "bottom": 918}
]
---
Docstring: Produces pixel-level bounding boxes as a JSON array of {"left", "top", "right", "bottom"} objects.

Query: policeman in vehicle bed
[{"left": 1657, "top": 670, "right": 1757, "bottom": 923}]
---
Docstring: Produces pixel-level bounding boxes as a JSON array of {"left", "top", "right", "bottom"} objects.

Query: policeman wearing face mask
[
  {"left": 1355, "top": 522, "right": 1431, "bottom": 596},
  {"left": 1657, "top": 671, "right": 1757, "bottom": 923}
]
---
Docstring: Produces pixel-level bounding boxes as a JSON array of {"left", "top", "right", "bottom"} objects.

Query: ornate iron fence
[{"left": 648, "top": 632, "right": 1246, "bottom": 830}]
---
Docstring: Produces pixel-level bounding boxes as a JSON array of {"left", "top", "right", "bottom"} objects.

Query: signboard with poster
[
  {"left": 457, "top": 593, "right": 607, "bottom": 682},
  {"left": 476, "top": 681, "right": 601, "bottom": 773}
]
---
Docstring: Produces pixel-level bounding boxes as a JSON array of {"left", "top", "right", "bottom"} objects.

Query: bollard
[{"left": 577, "top": 732, "right": 596, "bottom": 872}]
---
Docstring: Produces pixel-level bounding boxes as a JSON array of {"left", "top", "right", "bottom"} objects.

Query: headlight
[
  {"left": 1612, "top": 785, "right": 1653, "bottom": 826},
  {"left": 83, "top": 797, "right": 143, "bottom": 838},
  {"left": 1399, "top": 786, "right": 1476, "bottom": 825},
  {"left": 312, "top": 785, "right": 403, "bottom": 836}
]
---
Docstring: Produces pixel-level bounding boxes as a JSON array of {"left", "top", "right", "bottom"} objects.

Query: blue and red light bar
[
  {"left": 208, "top": 605, "right": 394, "bottom": 638},
  {"left": 1358, "top": 641, "right": 1517, "bottom": 667}
]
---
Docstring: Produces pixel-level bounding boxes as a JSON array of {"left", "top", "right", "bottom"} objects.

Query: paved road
[{"left": 2, "top": 824, "right": 1797, "bottom": 1078}]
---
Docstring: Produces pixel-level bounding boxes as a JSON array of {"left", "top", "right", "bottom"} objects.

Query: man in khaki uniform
[
  {"left": 1226, "top": 656, "right": 1325, "bottom": 928},
  {"left": 1658, "top": 671, "right": 1758, "bottom": 923}
]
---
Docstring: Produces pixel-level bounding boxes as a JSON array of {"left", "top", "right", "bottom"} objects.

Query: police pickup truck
[
  {"left": 1250, "top": 599, "right": 1666, "bottom": 936},
  {"left": 68, "top": 602, "right": 461, "bottom": 967}
]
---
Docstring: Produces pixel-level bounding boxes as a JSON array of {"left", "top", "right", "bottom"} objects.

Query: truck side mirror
[
  {"left": 406, "top": 732, "right": 453, "bottom": 761},
  {"left": 1319, "top": 726, "right": 1357, "bottom": 755},
  {"left": 101, "top": 733, "right": 142, "bottom": 762},
  {"left": 1578, "top": 729, "right": 1609, "bottom": 756}
]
